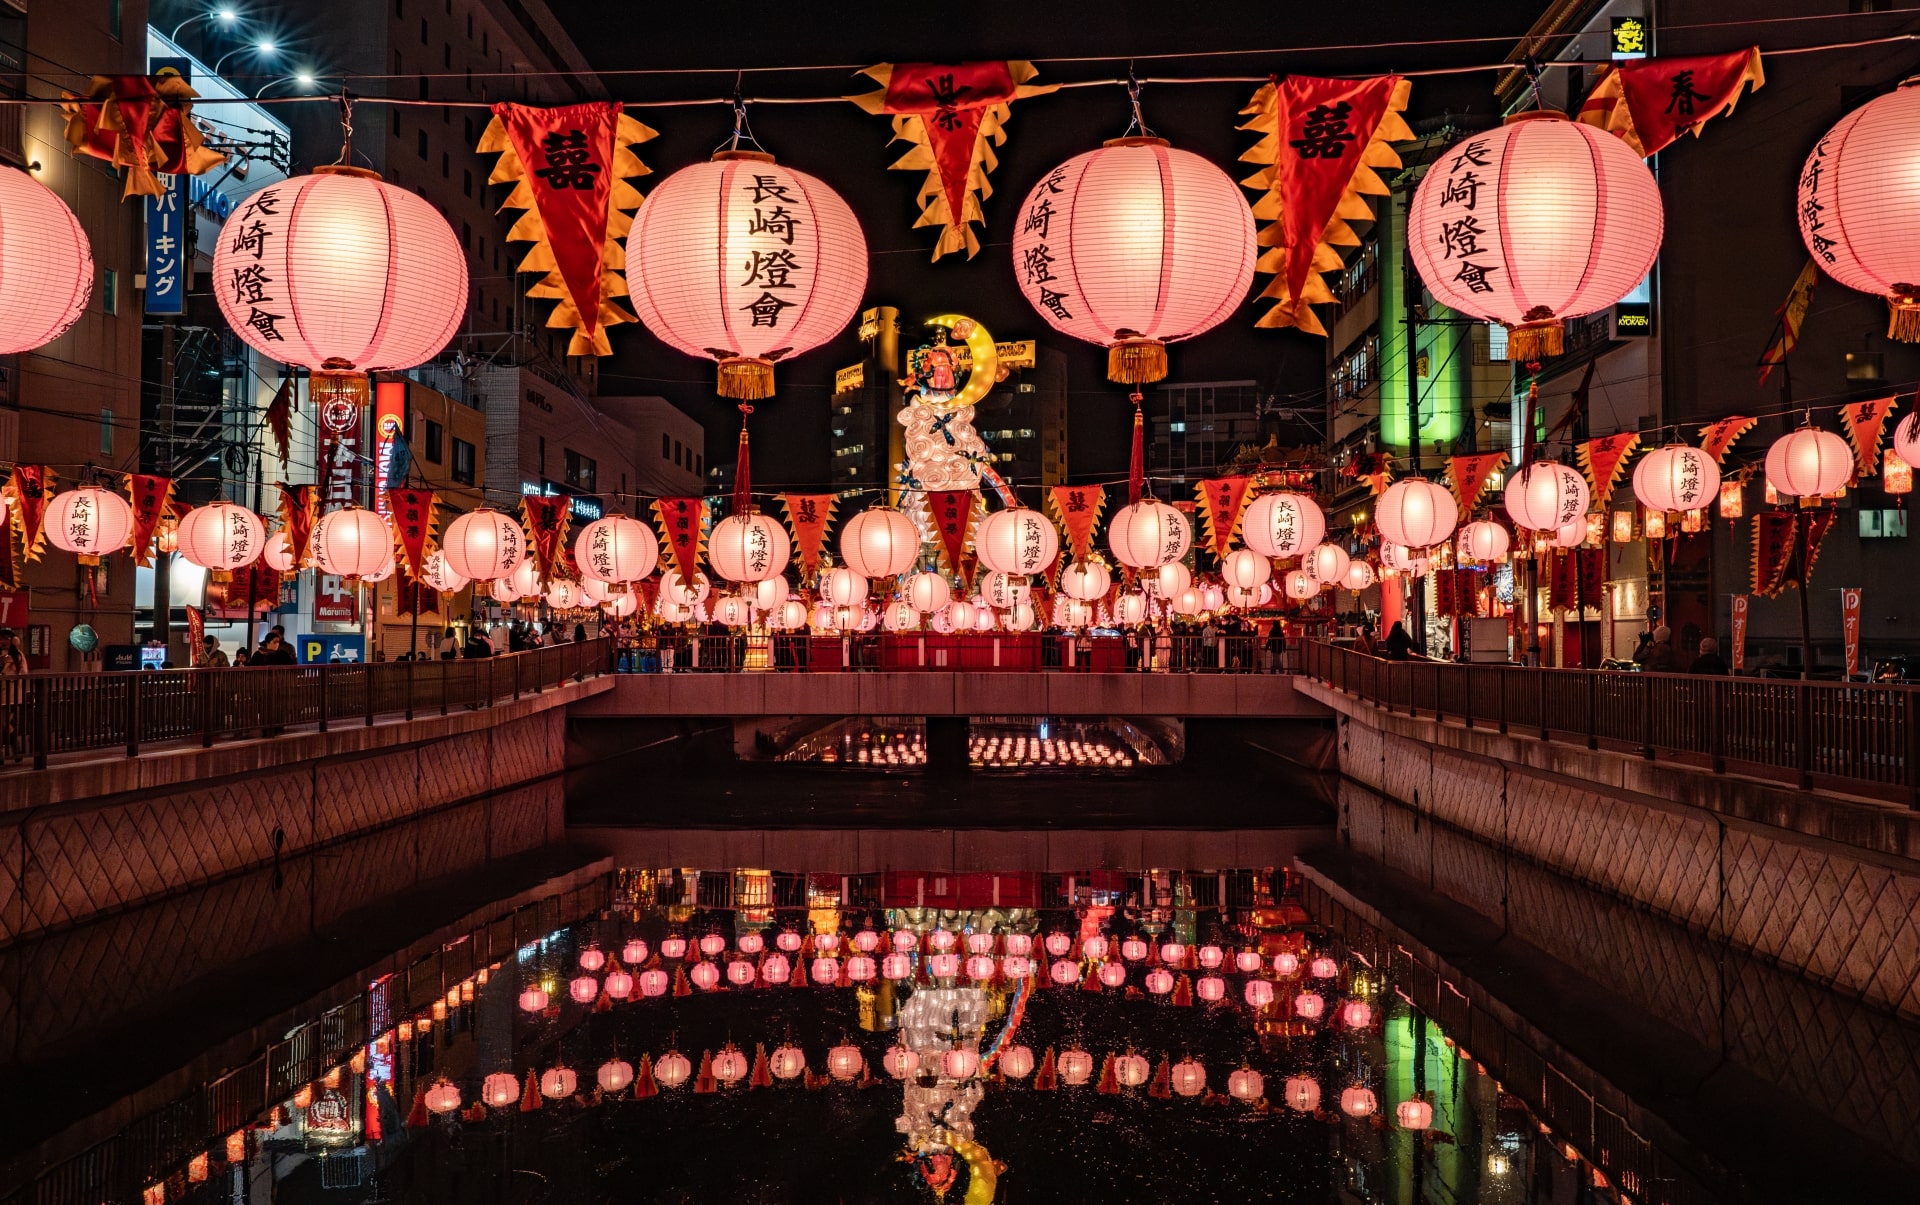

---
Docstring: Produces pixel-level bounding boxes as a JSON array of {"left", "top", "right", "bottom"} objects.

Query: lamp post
[
  {"left": 169, "top": 7, "right": 238, "bottom": 42},
  {"left": 254, "top": 72, "right": 316, "bottom": 98},
  {"left": 212, "top": 40, "right": 275, "bottom": 76}
]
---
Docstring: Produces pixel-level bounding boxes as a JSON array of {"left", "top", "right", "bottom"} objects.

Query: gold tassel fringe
[
  {"left": 1506, "top": 318, "right": 1564, "bottom": 363},
  {"left": 1107, "top": 338, "right": 1168, "bottom": 386},
  {"left": 717, "top": 357, "right": 775, "bottom": 401},
  {"left": 1887, "top": 290, "right": 1920, "bottom": 342}
]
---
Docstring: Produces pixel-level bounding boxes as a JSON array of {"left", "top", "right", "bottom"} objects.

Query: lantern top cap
[
  {"left": 312, "top": 164, "right": 383, "bottom": 181},
  {"left": 711, "top": 149, "right": 776, "bottom": 164},
  {"left": 1501, "top": 109, "right": 1571, "bottom": 127},
  {"left": 1101, "top": 135, "right": 1171, "bottom": 149}
]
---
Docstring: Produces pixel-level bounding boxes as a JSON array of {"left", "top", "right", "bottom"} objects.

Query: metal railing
[
  {"left": 614, "top": 632, "right": 1292, "bottom": 675},
  {"left": 0, "top": 638, "right": 610, "bottom": 771},
  {"left": 1301, "top": 641, "right": 1920, "bottom": 807}
]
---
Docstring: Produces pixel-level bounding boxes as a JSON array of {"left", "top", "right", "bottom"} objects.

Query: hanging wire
[
  {"left": 332, "top": 93, "right": 354, "bottom": 166},
  {"left": 1120, "top": 64, "right": 1156, "bottom": 139}
]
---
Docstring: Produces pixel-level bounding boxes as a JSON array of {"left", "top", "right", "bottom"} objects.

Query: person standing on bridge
[{"left": 1384, "top": 621, "right": 1413, "bottom": 660}]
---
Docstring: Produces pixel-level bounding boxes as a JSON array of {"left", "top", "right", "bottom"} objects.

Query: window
[
  {"left": 1861, "top": 508, "right": 1909, "bottom": 537},
  {"left": 423, "top": 419, "right": 444, "bottom": 463},
  {"left": 108, "top": 0, "right": 122, "bottom": 38},
  {"left": 452, "top": 438, "right": 476, "bottom": 485},
  {"left": 460, "top": 220, "right": 470, "bottom": 249},
  {"left": 420, "top": 17, "right": 428, "bottom": 42},
  {"left": 695, "top": 454, "right": 702, "bottom": 475},
  {"left": 482, "top": 29, "right": 488, "bottom": 54},
  {"left": 417, "top": 129, "right": 427, "bottom": 159},
  {"left": 441, "top": 151, "right": 450, "bottom": 178},
  {"left": 462, "top": 169, "right": 472, "bottom": 197},
  {"left": 100, "top": 268, "right": 117, "bottom": 315},
  {"left": 564, "top": 448, "right": 597, "bottom": 492},
  {"left": 1329, "top": 331, "right": 1380, "bottom": 405},
  {"left": 99, "top": 408, "right": 114, "bottom": 457},
  {"left": 1846, "top": 351, "right": 1885, "bottom": 381},
  {"left": 673, "top": 439, "right": 683, "bottom": 466},
  {"left": 443, "top": 42, "right": 451, "bottom": 69},
  {"left": 662, "top": 432, "right": 671, "bottom": 458}
]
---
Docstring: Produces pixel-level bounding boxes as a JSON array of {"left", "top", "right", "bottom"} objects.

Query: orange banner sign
[
  {"left": 1839, "top": 395, "right": 1898, "bottom": 480},
  {"left": 1447, "top": 453, "right": 1508, "bottom": 513},
  {"left": 1578, "top": 432, "right": 1640, "bottom": 508},
  {"left": 126, "top": 474, "right": 174, "bottom": 567},
  {"left": 1841, "top": 587, "right": 1862, "bottom": 678},
  {"left": 652, "top": 497, "right": 707, "bottom": 583},
  {"left": 1698, "top": 415, "right": 1756, "bottom": 464},
  {"left": 927, "top": 490, "right": 976, "bottom": 576},
  {"left": 1194, "top": 476, "right": 1255, "bottom": 559},
  {"left": 1047, "top": 484, "right": 1106, "bottom": 564},
  {"left": 781, "top": 494, "right": 837, "bottom": 581},
  {"left": 385, "top": 488, "right": 438, "bottom": 579}
]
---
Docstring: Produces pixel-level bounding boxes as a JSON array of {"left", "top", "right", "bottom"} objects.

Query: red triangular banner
[
  {"left": 926, "top": 490, "right": 976, "bottom": 575},
  {"left": 1047, "top": 484, "right": 1106, "bottom": 563},
  {"left": 1194, "top": 476, "right": 1255, "bottom": 559},
  {"left": 1447, "top": 453, "right": 1507, "bottom": 513},
  {"left": 652, "top": 496, "right": 707, "bottom": 583}
]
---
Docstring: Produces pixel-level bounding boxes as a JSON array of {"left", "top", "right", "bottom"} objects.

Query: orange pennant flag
[
  {"left": 1047, "top": 484, "right": 1106, "bottom": 563},
  {"left": 1194, "top": 476, "right": 1255, "bottom": 559},
  {"left": 1839, "top": 395, "right": 1898, "bottom": 480},
  {"left": 1698, "top": 416, "right": 1757, "bottom": 464},
  {"left": 1447, "top": 453, "right": 1507, "bottom": 513},
  {"left": 781, "top": 493, "right": 838, "bottom": 581},
  {"left": 1578, "top": 433, "right": 1640, "bottom": 508}
]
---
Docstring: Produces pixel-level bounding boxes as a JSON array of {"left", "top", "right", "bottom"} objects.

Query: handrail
[
  {"left": 1299, "top": 641, "right": 1920, "bottom": 808},
  {"left": 0, "top": 638, "right": 613, "bottom": 771},
  {"left": 609, "top": 632, "right": 1294, "bottom": 675}
]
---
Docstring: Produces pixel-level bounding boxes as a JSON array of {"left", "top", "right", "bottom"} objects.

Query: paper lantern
[
  {"left": 1340, "top": 1085, "right": 1378, "bottom": 1118},
  {"left": 1234, "top": 949, "right": 1263, "bottom": 974},
  {"left": 1117, "top": 936, "right": 1146, "bottom": 962},
  {"left": 965, "top": 954, "right": 996, "bottom": 982},
  {"left": 1221, "top": 548, "right": 1272, "bottom": 590},
  {"left": 1396, "top": 1097, "right": 1434, "bottom": 1130},
  {"left": 1380, "top": 543, "right": 1428, "bottom": 576},
  {"left": 1310, "top": 955, "right": 1339, "bottom": 980},
  {"left": 518, "top": 985, "right": 548, "bottom": 1013},
  {"left": 1244, "top": 979, "right": 1275, "bottom": 1010},
  {"left": 654, "top": 1050, "right": 691, "bottom": 1089},
  {"left": 1060, "top": 559, "right": 1112, "bottom": 600},
  {"left": 1504, "top": 461, "right": 1589, "bottom": 532},
  {"left": 1057, "top": 1049, "right": 1095, "bottom": 1087},
  {"left": 1196, "top": 944, "right": 1225, "bottom": 969},
  {"left": 881, "top": 952, "right": 913, "bottom": 980},
  {"left": 905, "top": 571, "right": 952, "bottom": 613},
  {"left": 481, "top": 1072, "right": 520, "bottom": 1108},
  {"left": 1153, "top": 561, "right": 1192, "bottom": 599},
  {"left": 846, "top": 954, "right": 877, "bottom": 982},
  {"left": 175, "top": 502, "right": 264, "bottom": 573},
  {"left": 1242, "top": 492, "right": 1324, "bottom": 559},
  {"left": 1273, "top": 952, "right": 1301, "bottom": 977},
  {"left": 1145, "top": 968, "right": 1175, "bottom": 995},
  {"left": 1303, "top": 543, "right": 1350, "bottom": 587},
  {"left": 578, "top": 947, "right": 607, "bottom": 972},
  {"left": 1457, "top": 519, "right": 1511, "bottom": 563},
  {"left": 1043, "top": 932, "right": 1072, "bottom": 957},
  {"left": 1896, "top": 413, "right": 1920, "bottom": 469},
  {"left": 1114, "top": 592, "right": 1149, "bottom": 625},
  {"left": 309, "top": 507, "right": 391, "bottom": 579},
  {"left": 1049, "top": 959, "right": 1080, "bottom": 986},
  {"left": 883, "top": 600, "right": 919, "bottom": 632},
  {"left": 540, "top": 1066, "right": 577, "bottom": 1099},
  {"left": 423, "top": 1079, "right": 461, "bottom": 1115},
  {"left": 999, "top": 1045, "right": 1035, "bottom": 1079},
  {"left": 689, "top": 961, "right": 721, "bottom": 991},
  {"left": 1227, "top": 1067, "right": 1264, "bottom": 1102},
  {"left": 941, "top": 1048, "right": 981, "bottom": 1080},
  {"left": 1108, "top": 498, "right": 1191, "bottom": 568},
  {"left": 1341, "top": 561, "right": 1376, "bottom": 591},
  {"left": 590, "top": 1058, "right": 633, "bottom": 1094},
  {"left": 1408, "top": 111, "right": 1662, "bottom": 360},
  {"left": 758, "top": 953, "right": 790, "bottom": 984},
  {"left": 1196, "top": 975, "right": 1226, "bottom": 1001},
  {"left": 1004, "top": 603, "right": 1037, "bottom": 632},
  {"left": 1098, "top": 960, "right": 1127, "bottom": 988},
  {"left": 1114, "top": 1053, "right": 1151, "bottom": 1088},
  {"left": 639, "top": 969, "right": 669, "bottom": 997},
  {"left": 575, "top": 514, "right": 658, "bottom": 585},
  {"left": 1765, "top": 427, "right": 1852, "bottom": 498},
  {"left": 625, "top": 153, "right": 867, "bottom": 399},
  {"left": 1632, "top": 445, "right": 1720, "bottom": 514},
  {"left": 661, "top": 935, "right": 689, "bottom": 959},
  {"left": 359, "top": 552, "right": 396, "bottom": 584},
  {"left": 622, "top": 939, "right": 649, "bottom": 965},
  {"left": 771, "top": 1044, "right": 807, "bottom": 1080},
  {"left": 1294, "top": 991, "right": 1325, "bottom": 1020},
  {"left": 45, "top": 487, "right": 133, "bottom": 560},
  {"left": 711, "top": 1047, "right": 748, "bottom": 1085},
  {"left": 1283, "top": 1075, "right": 1320, "bottom": 1113},
  {"left": 821, "top": 566, "right": 868, "bottom": 607},
  {"left": 775, "top": 598, "right": 809, "bottom": 629},
  {"left": 604, "top": 968, "right": 634, "bottom": 998},
  {"left": 1797, "top": 83, "right": 1920, "bottom": 338},
  {"left": 661, "top": 571, "right": 711, "bottom": 608},
  {"left": 981, "top": 570, "right": 1031, "bottom": 610},
  {"left": 711, "top": 595, "right": 751, "bottom": 627},
  {"left": 262, "top": 531, "right": 296, "bottom": 572},
  {"left": 1159, "top": 941, "right": 1187, "bottom": 966},
  {"left": 568, "top": 974, "right": 597, "bottom": 1004},
  {"left": 827, "top": 1043, "right": 863, "bottom": 1082},
  {"left": 1341, "top": 1000, "right": 1374, "bottom": 1029},
  {"left": 884, "top": 1046, "right": 921, "bottom": 1079},
  {"left": 421, "top": 551, "right": 468, "bottom": 593},
  {"left": 439, "top": 508, "right": 524, "bottom": 581},
  {"left": 927, "top": 952, "right": 960, "bottom": 978},
  {"left": 1170, "top": 1058, "right": 1206, "bottom": 1097},
  {"left": 1076, "top": 935, "right": 1106, "bottom": 960},
  {"left": 943, "top": 599, "right": 976, "bottom": 631},
  {"left": 708, "top": 512, "right": 791, "bottom": 583},
  {"left": 809, "top": 955, "right": 839, "bottom": 984},
  {"left": 974, "top": 507, "right": 1059, "bottom": 576},
  {"left": 1376, "top": 479, "right": 1457, "bottom": 548},
  {"left": 1011, "top": 139, "right": 1255, "bottom": 383},
  {"left": 0, "top": 166, "right": 92, "bottom": 353},
  {"left": 545, "top": 580, "right": 584, "bottom": 610},
  {"left": 839, "top": 507, "right": 919, "bottom": 578},
  {"left": 1283, "top": 570, "right": 1318, "bottom": 601}
]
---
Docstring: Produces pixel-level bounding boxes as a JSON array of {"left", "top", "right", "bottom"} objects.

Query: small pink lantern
[
  {"left": 1082, "top": 935, "right": 1110, "bottom": 960},
  {"left": 638, "top": 969, "right": 669, "bottom": 997},
  {"left": 1396, "top": 1098, "right": 1434, "bottom": 1130},
  {"left": 778, "top": 931, "right": 804, "bottom": 953},
  {"left": 771, "top": 1045, "right": 807, "bottom": 1080},
  {"left": 654, "top": 1050, "right": 692, "bottom": 1089},
  {"left": 1113, "top": 1053, "right": 1151, "bottom": 1089},
  {"left": 811, "top": 956, "right": 840, "bottom": 985},
  {"left": 999, "top": 1045, "right": 1036, "bottom": 1080},
  {"left": 1765, "top": 427, "right": 1853, "bottom": 498},
  {"left": 737, "top": 932, "right": 765, "bottom": 955},
  {"left": 762, "top": 954, "right": 792, "bottom": 984},
  {"left": 1050, "top": 959, "right": 1081, "bottom": 986},
  {"left": 597, "top": 1058, "right": 635, "bottom": 1094},
  {"left": 827, "top": 1043, "right": 864, "bottom": 1082},
  {"left": 423, "top": 1079, "right": 462, "bottom": 1115},
  {"left": 726, "top": 959, "right": 756, "bottom": 987},
  {"left": 1273, "top": 952, "right": 1301, "bottom": 977},
  {"left": 846, "top": 954, "right": 877, "bottom": 982},
  {"left": 966, "top": 932, "right": 996, "bottom": 955},
  {"left": 852, "top": 929, "right": 881, "bottom": 953},
  {"left": 698, "top": 934, "right": 725, "bottom": 958},
  {"left": 1004, "top": 933, "right": 1034, "bottom": 958},
  {"left": 965, "top": 954, "right": 997, "bottom": 982},
  {"left": 481, "top": 1072, "right": 521, "bottom": 1108},
  {"left": 814, "top": 933, "right": 841, "bottom": 955},
  {"left": 882, "top": 953, "right": 913, "bottom": 980},
  {"left": 1120, "top": 936, "right": 1149, "bottom": 962},
  {"left": 1197, "top": 945, "right": 1225, "bottom": 969},
  {"left": 1244, "top": 979, "right": 1275, "bottom": 1010},
  {"left": 1001, "top": 955, "right": 1034, "bottom": 980},
  {"left": 1227, "top": 1067, "right": 1265, "bottom": 1102},
  {"left": 540, "top": 1066, "right": 578, "bottom": 1100},
  {"left": 1284, "top": 1075, "right": 1321, "bottom": 1113},
  {"left": 1098, "top": 960, "right": 1127, "bottom": 988},
  {"left": 929, "top": 928, "right": 958, "bottom": 952},
  {"left": 175, "top": 502, "right": 264, "bottom": 574},
  {"left": 1145, "top": 968, "right": 1175, "bottom": 995},
  {"left": 940, "top": 1048, "right": 980, "bottom": 1080},
  {"left": 1294, "top": 992, "right": 1326, "bottom": 1020},
  {"left": 1341, "top": 1085, "right": 1378, "bottom": 1118},
  {"left": 1159, "top": 941, "right": 1187, "bottom": 967},
  {"left": 884, "top": 1046, "right": 921, "bottom": 1079},
  {"left": 1309, "top": 956, "right": 1339, "bottom": 980},
  {"left": 1044, "top": 933, "right": 1073, "bottom": 958},
  {"left": 711, "top": 1047, "right": 748, "bottom": 1085},
  {"left": 621, "top": 939, "right": 648, "bottom": 965},
  {"left": 689, "top": 962, "right": 720, "bottom": 991},
  {"left": 578, "top": 948, "right": 606, "bottom": 972},
  {"left": 604, "top": 969, "right": 634, "bottom": 999},
  {"left": 1234, "top": 950, "right": 1263, "bottom": 974},
  {"left": 45, "top": 487, "right": 134, "bottom": 561},
  {"left": 661, "top": 936, "right": 689, "bottom": 960},
  {"left": 1171, "top": 1058, "right": 1207, "bottom": 1097},
  {"left": 1057, "top": 1049, "right": 1095, "bottom": 1087},
  {"left": 568, "top": 976, "right": 597, "bottom": 1005},
  {"left": 1340, "top": 1000, "right": 1374, "bottom": 1030},
  {"left": 890, "top": 929, "right": 918, "bottom": 952},
  {"left": 1196, "top": 975, "right": 1226, "bottom": 1002},
  {"left": 928, "top": 953, "right": 960, "bottom": 979}
]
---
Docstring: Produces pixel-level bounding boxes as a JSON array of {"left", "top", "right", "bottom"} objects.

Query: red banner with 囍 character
[
  {"left": 1839, "top": 396, "right": 1898, "bottom": 481},
  {"left": 1447, "top": 453, "right": 1507, "bottom": 514},
  {"left": 1047, "top": 484, "right": 1106, "bottom": 564},
  {"left": 652, "top": 497, "right": 707, "bottom": 583}
]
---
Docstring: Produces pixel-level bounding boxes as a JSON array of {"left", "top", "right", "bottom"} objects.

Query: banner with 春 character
[
  {"left": 1575, "top": 48, "right": 1764, "bottom": 157},
  {"left": 1447, "top": 453, "right": 1507, "bottom": 514},
  {"left": 927, "top": 490, "right": 976, "bottom": 576},
  {"left": 1578, "top": 433, "right": 1640, "bottom": 508}
]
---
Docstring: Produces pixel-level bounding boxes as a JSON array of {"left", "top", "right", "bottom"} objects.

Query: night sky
[{"left": 540, "top": 1, "right": 1548, "bottom": 490}]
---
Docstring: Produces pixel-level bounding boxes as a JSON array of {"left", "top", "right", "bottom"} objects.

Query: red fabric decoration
[{"left": 927, "top": 490, "right": 976, "bottom": 574}]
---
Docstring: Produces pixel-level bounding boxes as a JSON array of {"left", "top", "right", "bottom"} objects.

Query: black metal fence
[
  {"left": 614, "top": 632, "right": 1292, "bottom": 674},
  {"left": 0, "top": 638, "right": 610, "bottom": 770},
  {"left": 1301, "top": 641, "right": 1920, "bottom": 806}
]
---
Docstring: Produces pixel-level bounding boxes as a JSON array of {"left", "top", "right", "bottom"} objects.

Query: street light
[
  {"left": 211, "top": 40, "right": 275, "bottom": 75},
  {"left": 255, "top": 71, "right": 317, "bottom": 98},
  {"left": 169, "top": 7, "right": 238, "bottom": 41}
]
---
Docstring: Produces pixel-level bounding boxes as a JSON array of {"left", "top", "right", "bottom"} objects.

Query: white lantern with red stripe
[
  {"left": 624, "top": 152, "right": 868, "bottom": 399},
  {"left": 45, "top": 487, "right": 134, "bottom": 560},
  {"left": 0, "top": 167, "right": 92, "bottom": 353},
  {"left": 1011, "top": 138, "right": 1255, "bottom": 384},
  {"left": 175, "top": 502, "right": 264, "bottom": 573},
  {"left": 1504, "top": 462, "right": 1589, "bottom": 533},
  {"left": 1408, "top": 112, "right": 1662, "bottom": 360}
]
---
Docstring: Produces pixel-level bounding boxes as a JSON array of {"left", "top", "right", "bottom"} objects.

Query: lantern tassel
[
  {"left": 717, "top": 356, "right": 775, "bottom": 400},
  {"left": 1107, "top": 333, "right": 1168, "bottom": 385},
  {"left": 733, "top": 404, "right": 753, "bottom": 516},
  {"left": 1506, "top": 315, "right": 1564, "bottom": 363},
  {"left": 1888, "top": 289, "right": 1920, "bottom": 342},
  {"left": 1128, "top": 393, "right": 1146, "bottom": 506}
]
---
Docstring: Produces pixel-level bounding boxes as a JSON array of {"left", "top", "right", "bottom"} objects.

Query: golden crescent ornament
[{"left": 924, "top": 313, "right": 998, "bottom": 412}]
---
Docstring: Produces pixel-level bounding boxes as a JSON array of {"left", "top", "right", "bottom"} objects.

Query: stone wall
[
  {"left": 0, "top": 688, "right": 585, "bottom": 948},
  {"left": 1333, "top": 696, "right": 1920, "bottom": 1023}
]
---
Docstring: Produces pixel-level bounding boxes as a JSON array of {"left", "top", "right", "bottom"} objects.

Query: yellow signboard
[
  {"left": 834, "top": 363, "right": 865, "bottom": 394},
  {"left": 952, "top": 340, "right": 1036, "bottom": 371}
]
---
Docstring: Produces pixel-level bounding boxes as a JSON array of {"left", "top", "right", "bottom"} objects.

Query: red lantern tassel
[
  {"left": 733, "top": 404, "right": 753, "bottom": 516},
  {"left": 1128, "top": 393, "right": 1146, "bottom": 505}
]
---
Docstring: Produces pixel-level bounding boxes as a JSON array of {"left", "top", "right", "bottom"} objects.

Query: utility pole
[
  {"left": 1402, "top": 190, "right": 1428, "bottom": 655},
  {"left": 154, "top": 318, "right": 175, "bottom": 656}
]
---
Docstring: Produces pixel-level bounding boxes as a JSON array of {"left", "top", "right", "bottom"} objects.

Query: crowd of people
[
  {"left": 1356, "top": 617, "right": 1731, "bottom": 674},
  {"left": 198, "top": 618, "right": 596, "bottom": 667}
]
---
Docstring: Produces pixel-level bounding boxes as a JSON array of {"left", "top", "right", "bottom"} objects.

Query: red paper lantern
[
  {"left": 1798, "top": 83, "right": 1920, "bottom": 339},
  {"left": 625, "top": 153, "right": 867, "bottom": 399},
  {"left": 1408, "top": 112, "right": 1662, "bottom": 360},
  {"left": 0, "top": 166, "right": 93, "bottom": 353},
  {"left": 1011, "top": 139, "right": 1254, "bottom": 383}
]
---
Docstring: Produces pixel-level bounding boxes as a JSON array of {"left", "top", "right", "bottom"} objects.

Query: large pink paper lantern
[
  {"left": 176, "top": 502, "right": 265, "bottom": 573},
  {"left": 45, "top": 487, "right": 133, "bottom": 560},
  {"left": 708, "top": 511, "right": 790, "bottom": 583},
  {"left": 1633, "top": 445, "right": 1720, "bottom": 514},
  {"left": 0, "top": 166, "right": 92, "bottom": 353},
  {"left": 1798, "top": 83, "right": 1920, "bottom": 339},
  {"left": 974, "top": 507, "right": 1059, "bottom": 576},
  {"left": 1457, "top": 520, "right": 1510, "bottom": 564},
  {"left": 1107, "top": 498, "right": 1191, "bottom": 569},
  {"left": 311, "top": 507, "right": 392, "bottom": 579},
  {"left": 441, "top": 508, "right": 523, "bottom": 581},
  {"left": 625, "top": 153, "right": 867, "bottom": 399},
  {"left": 1011, "top": 139, "right": 1255, "bottom": 383},
  {"left": 1375, "top": 479, "right": 1457, "bottom": 549},
  {"left": 839, "top": 507, "right": 919, "bottom": 578},
  {"left": 1765, "top": 427, "right": 1853, "bottom": 499},
  {"left": 1242, "top": 493, "right": 1324, "bottom": 559},
  {"left": 1408, "top": 112, "right": 1662, "bottom": 360},
  {"left": 212, "top": 167, "right": 466, "bottom": 374},
  {"left": 1503, "top": 462, "right": 1589, "bottom": 533},
  {"left": 575, "top": 514, "right": 659, "bottom": 584}
]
